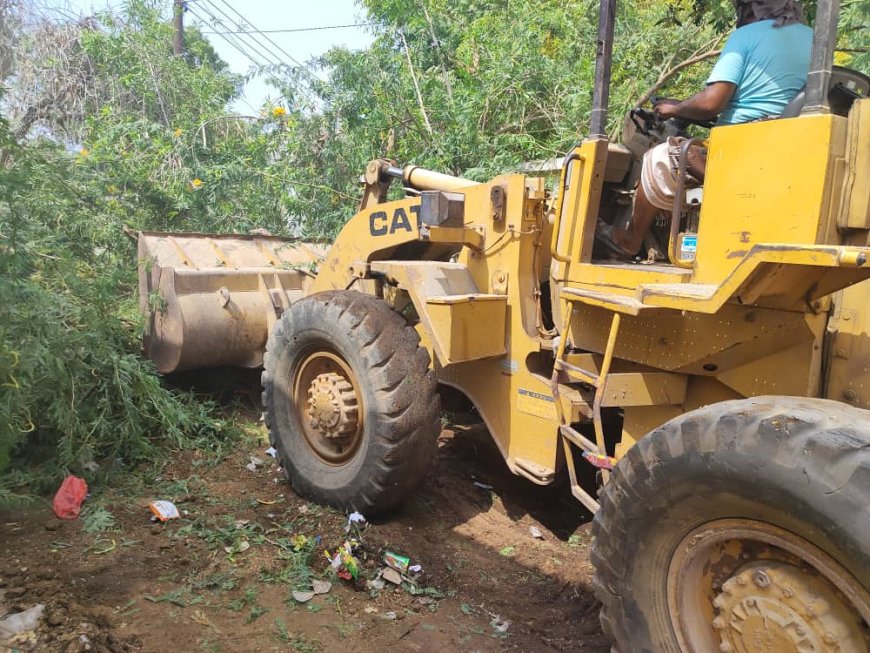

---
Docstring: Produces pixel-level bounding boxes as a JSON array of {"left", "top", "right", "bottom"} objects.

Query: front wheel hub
[
  {"left": 293, "top": 350, "right": 364, "bottom": 465},
  {"left": 306, "top": 372, "right": 359, "bottom": 438}
]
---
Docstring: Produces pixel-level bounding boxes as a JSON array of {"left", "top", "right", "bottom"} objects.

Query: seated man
[{"left": 597, "top": 0, "right": 813, "bottom": 258}]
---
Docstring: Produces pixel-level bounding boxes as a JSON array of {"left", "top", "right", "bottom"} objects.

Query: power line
[
  {"left": 209, "top": 0, "right": 325, "bottom": 83},
  {"left": 193, "top": 0, "right": 286, "bottom": 69},
  {"left": 200, "top": 22, "right": 371, "bottom": 35},
  {"left": 185, "top": 3, "right": 273, "bottom": 69},
  {"left": 194, "top": 0, "right": 322, "bottom": 105},
  {"left": 186, "top": 0, "right": 323, "bottom": 107}
]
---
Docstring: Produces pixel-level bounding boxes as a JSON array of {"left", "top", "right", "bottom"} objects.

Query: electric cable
[
  {"left": 193, "top": 0, "right": 286, "bottom": 69},
  {"left": 185, "top": 3, "right": 272, "bottom": 69},
  {"left": 201, "top": 22, "right": 371, "bottom": 35}
]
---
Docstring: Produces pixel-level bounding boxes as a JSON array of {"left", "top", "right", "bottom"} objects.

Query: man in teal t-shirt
[
  {"left": 710, "top": 11, "right": 812, "bottom": 124},
  {"left": 596, "top": 0, "right": 812, "bottom": 258}
]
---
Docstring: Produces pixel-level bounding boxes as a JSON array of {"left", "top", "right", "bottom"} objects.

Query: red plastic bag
[{"left": 52, "top": 475, "right": 88, "bottom": 519}]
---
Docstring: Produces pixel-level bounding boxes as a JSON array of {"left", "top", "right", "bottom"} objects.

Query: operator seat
[{"left": 779, "top": 66, "right": 869, "bottom": 118}]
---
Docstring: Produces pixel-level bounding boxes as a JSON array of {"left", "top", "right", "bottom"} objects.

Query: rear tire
[
  {"left": 591, "top": 396, "right": 870, "bottom": 653},
  {"left": 262, "top": 291, "right": 440, "bottom": 515}
]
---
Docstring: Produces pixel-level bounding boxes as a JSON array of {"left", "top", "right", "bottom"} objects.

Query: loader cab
[
  {"left": 550, "top": 0, "right": 870, "bottom": 309},
  {"left": 590, "top": 65, "right": 869, "bottom": 269}
]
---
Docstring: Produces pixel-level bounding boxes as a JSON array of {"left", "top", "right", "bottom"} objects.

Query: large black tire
[
  {"left": 261, "top": 290, "right": 440, "bottom": 515},
  {"left": 591, "top": 396, "right": 870, "bottom": 653}
]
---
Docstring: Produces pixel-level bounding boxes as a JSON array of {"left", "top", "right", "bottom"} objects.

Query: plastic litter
[
  {"left": 384, "top": 611, "right": 397, "bottom": 620},
  {"left": 0, "top": 604, "right": 45, "bottom": 641},
  {"left": 325, "top": 540, "right": 361, "bottom": 580},
  {"left": 264, "top": 446, "right": 278, "bottom": 458},
  {"left": 345, "top": 511, "right": 367, "bottom": 532},
  {"left": 529, "top": 526, "right": 544, "bottom": 540},
  {"left": 408, "top": 564, "right": 423, "bottom": 574},
  {"left": 384, "top": 551, "right": 410, "bottom": 573},
  {"left": 368, "top": 578, "right": 385, "bottom": 591},
  {"left": 473, "top": 481, "right": 494, "bottom": 491},
  {"left": 292, "top": 590, "right": 315, "bottom": 603},
  {"left": 149, "top": 500, "right": 180, "bottom": 522},
  {"left": 52, "top": 476, "right": 88, "bottom": 519}
]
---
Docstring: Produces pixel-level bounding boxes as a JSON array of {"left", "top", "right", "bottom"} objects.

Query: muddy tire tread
[
  {"left": 261, "top": 291, "right": 440, "bottom": 514},
  {"left": 591, "top": 396, "right": 870, "bottom": 653}
]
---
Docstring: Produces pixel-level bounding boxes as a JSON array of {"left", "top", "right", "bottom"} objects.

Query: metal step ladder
[{"left": 550, "top": 309, "right": 622, "bottom": 513}]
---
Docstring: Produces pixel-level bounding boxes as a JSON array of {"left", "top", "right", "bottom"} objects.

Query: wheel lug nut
[
  {"left": 752, "top": 569, "right": 770, "bottom": 588},
  {"left": 712, "top": 617, "right": 725, "bottom": 630}
]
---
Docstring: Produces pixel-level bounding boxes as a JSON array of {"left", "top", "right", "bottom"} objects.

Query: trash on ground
[
  {"left": 312, "top": 579, "right": 332, "bottom": 595},
  {"left": 326, "top": 540, "right": 361, "bottom": 580},
  {"left": 149, "top": 500, "right": 180, "bottom": 522},
  {"left": 409, "top": 564, "right": 423, "bottom": 574},
  {"left": 529, "top": 526, "right": 544, "bottom": 539},
  {"left": 292, "top": 590, "right": 315, "bottom": 603},
  {"left": 246, "top": 455, "right": 266, "bottom": 472},
  {"left": 368, "top": 578, "right": 385, "bottom": 591},
  {"left": 52, "top": 476, "right": 88, "bottom": 519},
  {"left": 473, "top": 481, "right": 494, "bottom": 491},
  {"left": 490, "top": 615, "right": 511, "bottom": 633},
  {"left": 0, "top": 604, "right": 45, "bottom": 641},
  {"left": 264, "top": 446, "right": 278, "bottom": 458},
  {"left": 384, "top": 611, "right": 397, "bottom": 620},
  {"left": 382, "top": 567, "right": 402, "bottom": 585},
  {"left": 345, "top": 511, "right": 367, "bottom": 532},
  {"left": 384, "top": 551, "right": 410, "bottom": 573}
]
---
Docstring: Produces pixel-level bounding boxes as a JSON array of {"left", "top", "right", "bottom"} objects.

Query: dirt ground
[{"left": 0, "top": 410, "right": 608, "bottom": 652}]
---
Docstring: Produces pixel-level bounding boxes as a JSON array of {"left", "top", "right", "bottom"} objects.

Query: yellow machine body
[
  {"left": 138, "top": 99, "right": 870, "bottom": 507},
  {"left": 274, "top": 100, "right": 866, "bottom": 505}
]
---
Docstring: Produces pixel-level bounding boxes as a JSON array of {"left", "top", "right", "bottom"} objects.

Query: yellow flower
[
  {"left": 190, "top": 178, "right": 204, "bottom": 189},
  {"left": 79, "top": 148, "right": 90, "bottom": 157},
  {"left": 834, "top": 51, "right": 852, "bottom": 66},
  {"left": 272, "top": 106, "right": 287, "bottom": 118},
  {"left": 173, "top": 128, "right": 183, "bottom": 138}
]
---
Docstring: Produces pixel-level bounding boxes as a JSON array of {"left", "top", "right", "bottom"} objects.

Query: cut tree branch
[{"left": 635, "top": 35, "right": 726, "bottom": 109}]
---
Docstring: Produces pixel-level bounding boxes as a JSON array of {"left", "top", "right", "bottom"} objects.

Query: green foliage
[
  {"left": 0, "top": 2, "right": 240, "bottom": 501},
  {"left": 81, "top": 504, "right": 118, "bottom": 533}
]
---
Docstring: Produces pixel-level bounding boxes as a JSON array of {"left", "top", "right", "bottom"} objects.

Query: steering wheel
[{"left": 630, "top": 102, "right": 716, "bottom": 138}]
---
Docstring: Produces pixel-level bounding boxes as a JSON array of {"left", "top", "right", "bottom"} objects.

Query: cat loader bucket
[{"left": 137, "top": 232, "right": 327, "bottom": 373}]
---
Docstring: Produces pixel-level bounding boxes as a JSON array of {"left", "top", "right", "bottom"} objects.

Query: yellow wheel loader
[{"left": 138, "top": 0, "right": 870, "bottom": 649}]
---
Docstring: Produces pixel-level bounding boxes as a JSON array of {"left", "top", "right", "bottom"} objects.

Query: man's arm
[{"left": 655, "top": 82, "right": 736, "bottom": 121}]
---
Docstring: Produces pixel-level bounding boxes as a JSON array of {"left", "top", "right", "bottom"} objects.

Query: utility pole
[{"left": 173, "top": 0, "right": 184, "bottom": 56}]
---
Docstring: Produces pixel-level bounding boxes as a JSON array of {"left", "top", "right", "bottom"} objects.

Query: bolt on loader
[{"left": 137, "top": 0, "right": 870, "bottom": 649}]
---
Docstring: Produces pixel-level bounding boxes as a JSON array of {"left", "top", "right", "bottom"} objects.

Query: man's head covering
[{"left": 736, "top": 0, "right": 807, "bottom": 27}]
